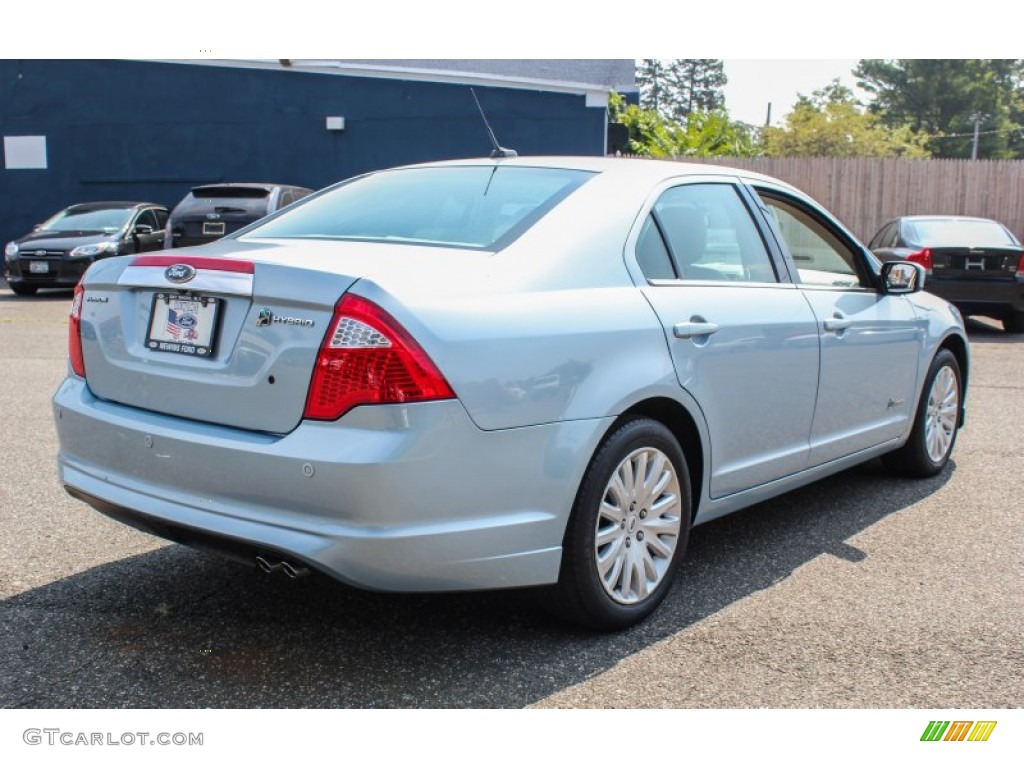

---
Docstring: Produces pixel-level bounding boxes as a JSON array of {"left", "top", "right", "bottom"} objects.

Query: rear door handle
[{"left": 673, "top": 321, "right": 720, "bottom": 339}]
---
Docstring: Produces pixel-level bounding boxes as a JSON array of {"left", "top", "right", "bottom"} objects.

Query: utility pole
[{"left": 970, "top": 113, "right": 983, "bottom": 160}]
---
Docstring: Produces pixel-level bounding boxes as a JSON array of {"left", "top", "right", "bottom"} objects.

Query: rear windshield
[
  {"left": 192, "top": 186, "right": 271, "bottom": 199},
  {"left": 908, "top": 219, "right": 1018, "bottom": 247},
  {"left": 240, "top": 166, "right": 595, "bottom": 250}
]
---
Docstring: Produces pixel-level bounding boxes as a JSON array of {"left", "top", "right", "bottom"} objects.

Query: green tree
[
  {"left": 636, "top": 59, "right": 674, "bottom": 119},
  {"left": 609, "top": 91, "right": 759, "bottom": 158},
  {"left": 762, "top": 80, "right": 930, "bottom": 158},
  {"left": 855, "top": 59, "right": 1024, "bottom": 158},
  {"left": 636, "top": 59, "right": 728, "bottom": 123},
  {"left": 670, "top": 59, "right": 727, "bottom": 120}
]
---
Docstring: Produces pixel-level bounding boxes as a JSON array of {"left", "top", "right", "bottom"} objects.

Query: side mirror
[
  {"left": 881, "top": 261, "right": 925, "bottom": 295},
  {"left": 134, "top": 224, "right": 154, "bottom": 235}
]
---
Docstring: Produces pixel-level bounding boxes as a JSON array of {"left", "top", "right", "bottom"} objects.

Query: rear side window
[
  {"left": 647, "top": 183, "right": 778, "bottom": 283},
  {"left": 241, "top": 166, "right": 594, "bottom": 250}
]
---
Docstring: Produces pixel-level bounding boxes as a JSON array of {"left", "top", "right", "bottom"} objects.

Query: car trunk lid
[
  {"left": 929, "top": 246, "right": 1023, "bottom": 281},
  {"left": 78, "top": 252, "right": 357, "bottom": 434}
]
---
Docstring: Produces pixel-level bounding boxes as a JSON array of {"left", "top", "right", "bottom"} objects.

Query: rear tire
[
  {"left": 882, "top": 349, "right": 962, "bottom": 477},
  {"left": 9, "top": 282, "right": 37, "bottom": 296},
  {"left": 1004, "top": 311, "right": 1024, "bottom": 334},
  {"left": 546, "top": 417, "right": 691, "bottom": 630}
]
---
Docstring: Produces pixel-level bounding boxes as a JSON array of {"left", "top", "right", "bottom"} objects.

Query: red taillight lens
[
  {"left": 68, "top": 281, "right": 86, "bottom": 378},
  {"left": 906, "top": 247, "right": 933, "bottom": 274},
  {"left": 1016, "top": 251, "right": 1024, "bottom": 279},
  {"left": 303, "top": 294, "right": 455, "bottom": 421}
]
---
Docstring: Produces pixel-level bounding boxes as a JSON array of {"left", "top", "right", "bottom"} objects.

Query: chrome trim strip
[{"left": 117, "top": 266, "right": 254, "bottom": 296}]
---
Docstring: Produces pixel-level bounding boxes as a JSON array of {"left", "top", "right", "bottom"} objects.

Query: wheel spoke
[
  {"left": 645, "top": 533, "right": 675, "bottom": 559},
  {"left": 633, "top": 451, "right": 648, "bottom": 499},
  {"left": 596, "top": 524, "right": 622, "bottom": 548}
]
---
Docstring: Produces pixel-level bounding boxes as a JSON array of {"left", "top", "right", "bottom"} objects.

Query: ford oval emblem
[
  {"left": 165, "top": 263, "right": 197, "bottom": 283},
  {"left": 206, "top": 213, "right": 221, "bottom": 220}
]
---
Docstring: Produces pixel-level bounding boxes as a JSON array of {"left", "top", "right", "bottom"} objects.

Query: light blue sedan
[{"left": 53, "top": 158, "right": 968, "bottom": 629}]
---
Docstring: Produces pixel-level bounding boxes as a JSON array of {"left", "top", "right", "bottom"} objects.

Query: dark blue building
[{"left": 0, "top": 59, "right": 633, "bottom": 247}]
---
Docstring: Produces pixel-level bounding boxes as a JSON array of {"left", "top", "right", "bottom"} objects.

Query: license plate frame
[
  {"left": 145, "top": 293, "right": 220, "bottom": 357},
  {"left": 29, "top": 260, "right": 49, "bottom": 274},
  {"left": 202, "top": 221, "right": 226, "bottom": 237}
]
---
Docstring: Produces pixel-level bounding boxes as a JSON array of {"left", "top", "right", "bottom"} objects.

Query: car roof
[
  {"left": 64, "top": 201, "right": 163, "bottom": 212},
  {"left": 899, "top": 215, "right": 1002, "bottom": 224},
  {"left": 190, "top": 183, "right": 301, "bottom": 192},
  {"left": 389, "top": 155, "right": 796, "bottom": 190}
]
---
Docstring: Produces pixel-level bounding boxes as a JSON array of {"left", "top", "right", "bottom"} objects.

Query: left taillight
[
  {"left": 303, "top": 294, "right": 455, "bottom": 421},
  {"left": 1016, "top": 250, "right": 1024, "bottom": 279},
  {"left": 906, "top": 247, "right": 933, "bottom": 275},
  {"left": 68, "top": 281, "right": 86, "bottom": 378}
]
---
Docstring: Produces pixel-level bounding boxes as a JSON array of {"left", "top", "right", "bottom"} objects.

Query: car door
[
  {"left": 130, "top": 208, "right": 165, "bottom": 252},
  {"left": 634, "top": 179, "right": 820, "bottom": 498},
  {"left": 752, "top": 185, "right": 925, "bottom": 467}
]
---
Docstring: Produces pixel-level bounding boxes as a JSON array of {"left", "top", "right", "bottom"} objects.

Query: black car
[
  {"left": 4, "top": 202, "right": 169, "bottom": 296},
  {"left": 869, "top": 215, "right": 1024, "bottom": 332},
  {"left": 164, "top": 183, "right": 313, "bottom": 248}
]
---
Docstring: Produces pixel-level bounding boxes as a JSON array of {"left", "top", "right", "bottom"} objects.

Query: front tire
[
  {"left": 547, "top": 417, "right": 692, "bottom": 630},
  {"left": 1004, "top": 311, "right": 1024, "bottom": 334},
  {"left": 8, "top": 282, "right": 37, "bottom": 296},
  {"left": 883, "top": 349, "right": 962, "bottom": 477}
]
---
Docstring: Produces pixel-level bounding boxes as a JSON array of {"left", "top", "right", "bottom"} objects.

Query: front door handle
[
  {"left": 673, "top": 321, "right": 720, "bottom": 339},
  {"left": 823, "top": 316, "right": 853, "bottom": 332}
]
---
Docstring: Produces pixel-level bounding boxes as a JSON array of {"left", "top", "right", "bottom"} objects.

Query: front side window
[
  {"left": 242, "top": 166, "right": 594, "bottom": 251},
  {"left": 759, "top": 193, "right": 865, "bottom": 288},
  {"left": 643, "top": 183, "right": 778, "bottom": 283},
  {"left": 134, "top": 209, "right": 159, "bottom": 230}
]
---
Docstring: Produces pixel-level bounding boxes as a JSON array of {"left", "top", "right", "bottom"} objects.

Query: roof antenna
[{"left": 470, "top": 88, "right": 518, "bottom": 159}]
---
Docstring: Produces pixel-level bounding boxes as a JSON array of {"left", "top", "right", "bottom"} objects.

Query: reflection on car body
[{"left": 54, "top": 158, "right": 969, "bottom": 629}]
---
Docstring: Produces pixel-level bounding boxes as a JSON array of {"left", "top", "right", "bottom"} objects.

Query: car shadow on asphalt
[
  {"left": 0, "top": 459, "right": 952, "bottom": 709},
  {"left": 965, "top": 317, "right": 1021, "bottom": 342}
]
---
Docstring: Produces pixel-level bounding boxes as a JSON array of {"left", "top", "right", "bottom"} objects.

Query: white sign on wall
[{"left": 4, "top": 136, "right": 48, "bottom": 169}]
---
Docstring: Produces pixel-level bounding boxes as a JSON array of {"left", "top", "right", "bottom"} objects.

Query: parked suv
[
  {"left": 4, "top": 202, "right": 168, "bottom": 295},
  {"left": 164, "top": 183, "right": 314, "bottom": 248}
]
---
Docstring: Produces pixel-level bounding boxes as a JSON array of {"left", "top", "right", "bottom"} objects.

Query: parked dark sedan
[
  {"left": 164, "top": 183, "right": 313, "bottom": 248},
  {"left": 4, "top": 202, "right": 169, "bottom": 295},
  {"left": 869, "top": 215, "right": 1024, "bottom": 332}
]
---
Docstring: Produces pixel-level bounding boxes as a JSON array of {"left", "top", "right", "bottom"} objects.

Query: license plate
[
  {"left": 202, "top": 222, "right": 226, "bottom": 236},
  {"left": 146, "top": 294, "right": 220, "bottom": 357},
  {"left": 29, "top": 260, "right": 49, "bottom": 274}
]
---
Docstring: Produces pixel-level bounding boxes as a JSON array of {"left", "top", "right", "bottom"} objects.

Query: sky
[{"left": 721, "top": 60, "right": 863, "bottom": 127}]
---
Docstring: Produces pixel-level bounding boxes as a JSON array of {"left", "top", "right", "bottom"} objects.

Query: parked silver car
[{"left": 53, "top": 158, "right": 968, "bottom": 629}]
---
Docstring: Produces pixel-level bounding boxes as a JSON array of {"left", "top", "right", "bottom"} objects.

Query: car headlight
[
  {"left": 70, "top": 242, "right": 118, "bottom": 258},
  {"left": 4, "top": 242, "right": 17, "bottom": 259}
]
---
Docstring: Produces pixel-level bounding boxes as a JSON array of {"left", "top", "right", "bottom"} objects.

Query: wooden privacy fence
[{"left": 677, "top": 157, "right": 1024, "bottom": 243}]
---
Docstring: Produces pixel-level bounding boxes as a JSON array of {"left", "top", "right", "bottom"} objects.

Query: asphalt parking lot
[{"left": 0, "top": 283, "right": 1021, "bottom": 709}]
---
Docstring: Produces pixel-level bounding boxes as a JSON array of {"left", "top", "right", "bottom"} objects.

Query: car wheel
[
  {"left": 9, "top": 283, "right": 38, "bottom": 296},
  {"left": 1004, "top": 311, "right": 1024, "bottom": 334},
  {"left": 547, "top": 417, "right": 691, "bottom": 630},
  {"left": 883, "top": 349, "right": 962, "bottom": 478}
]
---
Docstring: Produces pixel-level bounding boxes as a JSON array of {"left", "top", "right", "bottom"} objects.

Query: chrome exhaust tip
[
  {"left": 255, "top": 555, "right": 281, "bottom": 574},
  {"left": 281, "top": 561, "right": 310, "bottom": 579}
]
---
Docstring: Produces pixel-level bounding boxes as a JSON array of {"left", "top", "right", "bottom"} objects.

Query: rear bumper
[
  {"left": 53, "top": 377, "right": 609, "bottom": 592},
  {"left": 926, "top": 277, "right": 1024, "bottom": 316}
]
